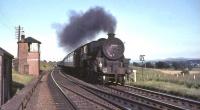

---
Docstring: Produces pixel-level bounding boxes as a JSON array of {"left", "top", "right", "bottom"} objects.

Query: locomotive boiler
[{"left": 61, "top": 33, "right": 130, "bottom": 84}]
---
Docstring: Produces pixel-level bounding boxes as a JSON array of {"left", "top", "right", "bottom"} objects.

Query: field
[
  {"left": 127, "top": 67, "right": 200, "bottom": 100},
  {"left": 154, "top": 68, "right": 200, "bottom": 75}
]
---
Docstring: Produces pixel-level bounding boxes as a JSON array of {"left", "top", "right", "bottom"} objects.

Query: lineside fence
[{"left": 1, "top": 71, "right": 45, "bottom": 110}]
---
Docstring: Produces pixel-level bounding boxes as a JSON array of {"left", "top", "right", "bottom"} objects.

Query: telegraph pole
[
  {"left": 15, "top": 25, "right": 23, "bottom": 41},
  {"left": 139, "top": 55, "right": 145, "bottom": 80},
  {"left": 15, "top": 25, "right": 23, "bottom": 57}
]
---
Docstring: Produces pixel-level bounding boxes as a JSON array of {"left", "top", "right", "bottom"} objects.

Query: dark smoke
[{"left": 58, "top": 6, "right": 117, "bottom": 50}]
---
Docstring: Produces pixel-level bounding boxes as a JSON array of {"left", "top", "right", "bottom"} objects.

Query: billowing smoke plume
[{"left": 58, "top": 6, "right": 117, "bottom": 50}]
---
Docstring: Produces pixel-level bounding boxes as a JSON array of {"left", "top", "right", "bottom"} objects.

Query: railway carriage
[{"left": 61, "top": 33, "right": 130, "bottom": 85}]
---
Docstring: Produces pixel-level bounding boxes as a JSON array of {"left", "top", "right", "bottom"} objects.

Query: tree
[
  {"left": 172, "top": 62, "right": 181, "bottom": 70},
  {"left": 132, "top": 62, "right": 140, "bottom": 67},
  {"left": 172, "top": 61, "right": 192, "bottom": 70},
  {"left": 155, "top": 61, "right": 170, "bottom": 69},
  {"left": 145, "top": 62, "right": 154, "bottom": 68}
]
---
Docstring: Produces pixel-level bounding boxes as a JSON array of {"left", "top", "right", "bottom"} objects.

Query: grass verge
[
  {"left": 127, "top": 67, "right": 200, "bottom": 100},
  {"left": 128, "top": 81, "right": 200, "bottom": 100},
  {"left": 40, "top": 61, "right": 55, "bottom": 71},
  {"left": 12, "top": 69, "right": 34, "bottom": 96}
]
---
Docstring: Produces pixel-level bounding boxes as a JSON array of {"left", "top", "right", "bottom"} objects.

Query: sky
[{"left": 0, "top": 0, "right": 200, "bottom": 61}]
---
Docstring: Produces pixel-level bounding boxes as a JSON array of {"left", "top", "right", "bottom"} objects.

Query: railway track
[
  {"left": 95, "top": 85, "right": 187, "bottom": 110},
  {"left": 57, "top": 70, "right": 164, "bottom": 110},
  {"left": 51, "top": 69, "right": 119, "bottom": 110},
  {"left": 50, "top": 70, "right": 78, "bottom": 110},
  {"left": 107, "top": 85, "right": 200, "bottom": 110},
  {"left": 52, "top": 68, "right": 200, "bottom": 110}
]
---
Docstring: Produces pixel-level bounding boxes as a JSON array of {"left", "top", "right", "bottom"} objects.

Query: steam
[{"left": 55, "top": 6, "right": 117, "bottom": 50}]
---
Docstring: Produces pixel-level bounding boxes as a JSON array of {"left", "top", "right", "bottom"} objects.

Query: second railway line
[{"left": 108, "top": 85, "right": 200, "bottom": 110}]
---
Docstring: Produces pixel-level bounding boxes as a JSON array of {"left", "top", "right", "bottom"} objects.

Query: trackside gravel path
[{"left": 26, "top": 71, "right": 73, "bottom": 110}]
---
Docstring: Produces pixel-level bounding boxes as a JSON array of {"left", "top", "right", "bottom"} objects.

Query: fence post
[{"left": 133, "top": 70, "right": 137, "bottom": 82}]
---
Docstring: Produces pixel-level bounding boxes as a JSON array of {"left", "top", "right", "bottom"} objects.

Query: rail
[
  {"left": 111, "top": 85, "right": 200, "bottom": 110},
  {"left": 50, "top": 69, "right": 78, "bottom": 110}
]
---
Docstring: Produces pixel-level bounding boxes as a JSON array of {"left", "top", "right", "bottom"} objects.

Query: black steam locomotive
[{"left": 60, "top": 33, "right": 130, "bottom": 84}]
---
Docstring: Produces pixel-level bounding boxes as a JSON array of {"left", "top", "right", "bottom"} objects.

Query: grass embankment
[
  {"left": 40, "top": 61, "right": 55, "bottom": 71},
  {"left": 12, "top": 69, "right": 34, "bottom": 96},
  {"left": 127, "top": 67, "right": 200, "bottom": 100},
  {"left": 12, "top": 61, "right": 55, "bottom": 96}
]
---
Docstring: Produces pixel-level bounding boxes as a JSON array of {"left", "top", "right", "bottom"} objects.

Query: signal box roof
[
  {"left": 25, "top": 37, "right": 41, "bottom": 44},
  {"left": 18, "top": 37, "right": 41, "bottom": 44}
]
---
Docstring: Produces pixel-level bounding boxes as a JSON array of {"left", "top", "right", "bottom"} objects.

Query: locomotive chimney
[{"left": 107, "top": 33, "right": 115, "bottom": 38}]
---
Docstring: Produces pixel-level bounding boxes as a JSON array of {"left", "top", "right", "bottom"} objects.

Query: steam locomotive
[{"left": 59, "top": 33, "right": 130, "bottom": 85}]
